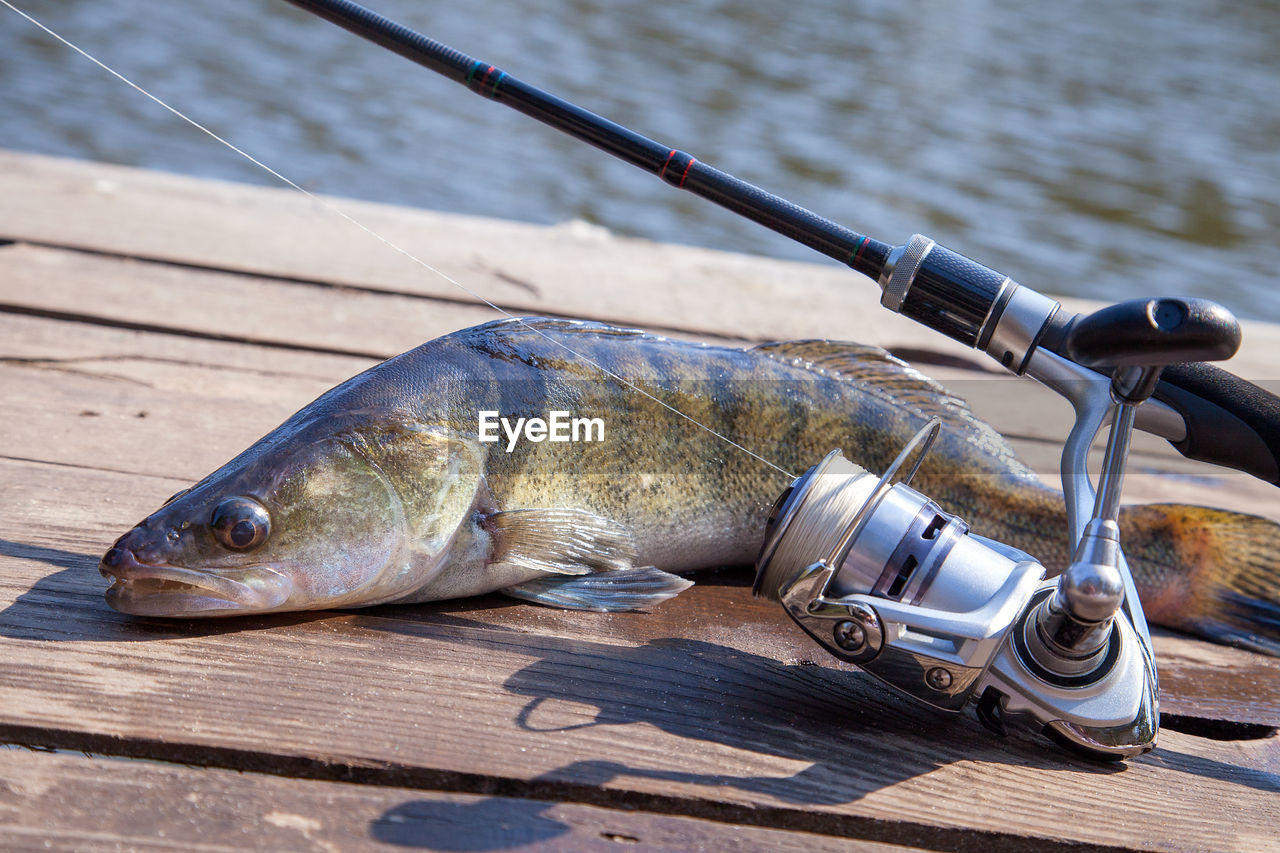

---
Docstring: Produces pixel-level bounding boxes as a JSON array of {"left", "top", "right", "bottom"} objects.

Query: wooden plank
[
  {"left": 0, "top": 149, "right": 954, "bottom": 354},
  {"left": 0, "top": 316, "right": 361, "bottom": 483},
  {"left": 1153, "top": 632, "right": 1280, "bottom": 729},
  {"left": 0, "top": 241, "right": 504, "bottom": 360},
  {"left": 2, "top": 309, "right": 1278, "bottom": 723},
  {"left": 5, "top": 149, "right": 1277, "bottom": 380},
  {"left": 0, "top": 747, "right": 914, "bottom": 853},
  {"left": 2, "top": 150, "right": 1279, "bottom": 851},
  {"left": 0, "top": 301, "right": 373, "bottom": 381},
  {"left": 4, "top": 244, "right": 1278, "bottom": 524},
  {"left": 1, "top": 456, "right": 1276, "bottom": 852}
]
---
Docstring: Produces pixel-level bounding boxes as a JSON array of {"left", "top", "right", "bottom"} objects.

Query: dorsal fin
[
  {"left": 752, "top": 340, "right": 969, "bottom": 414},
  {"left": 752, "top": 339, "right": 1018, "bottom": 457},
  {"left": 490, "top": 316, "right": 650, "bottom": 338}
]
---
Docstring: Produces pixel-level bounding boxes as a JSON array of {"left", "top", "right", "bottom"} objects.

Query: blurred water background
[{"left": 2, "top": 0, "right": 1278, "bottom": 320}]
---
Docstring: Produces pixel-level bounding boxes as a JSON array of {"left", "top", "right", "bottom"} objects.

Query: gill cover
[{"left": 104, "top": 421, "right": 481, "bottom": 616}]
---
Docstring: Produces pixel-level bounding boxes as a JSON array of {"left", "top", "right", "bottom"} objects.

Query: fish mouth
[{"left": 100, "top": 547, "right": 292, "bottom": 617}]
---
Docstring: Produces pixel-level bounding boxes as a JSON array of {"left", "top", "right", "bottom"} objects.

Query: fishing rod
[
  {"left": 284, "top": 0, "right": 1280, "bottom": 488},
  {"left": 282, "top": 0, "right": 1273, "bottom": 759}
]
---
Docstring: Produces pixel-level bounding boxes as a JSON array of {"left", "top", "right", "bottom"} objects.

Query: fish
[{"left": 100, "top": 317, "right": 1280, "bottom": 655}]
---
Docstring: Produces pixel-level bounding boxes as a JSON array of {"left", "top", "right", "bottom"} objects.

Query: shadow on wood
[
  {"left": 372, "top": 789, "right": 581, "bottom": 851},
  {"left": 356, "top": 612, "right": 1130, "bottom": 802}
]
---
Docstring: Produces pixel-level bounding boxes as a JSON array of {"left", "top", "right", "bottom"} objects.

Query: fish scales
[
  {"left": 465, "top": 328, "right": 933, "bottom": 570},
  {"left": 98, "top": 318, "right": 1280, "bottom": 654}
]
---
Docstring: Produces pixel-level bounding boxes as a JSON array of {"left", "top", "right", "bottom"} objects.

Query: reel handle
[{"left": 1063, "top": 297, "right": 1240, "bottom": 369}]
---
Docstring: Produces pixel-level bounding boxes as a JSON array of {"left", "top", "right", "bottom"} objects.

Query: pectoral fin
[
  {"left": 485, "top": 508, "right": 638, "bottom": 576},
  {"left": 483, "top": 507, "right": 691, "bottom": 611},
  {"left": 502, "top": 566, "right": 693, "bottom": 612}
]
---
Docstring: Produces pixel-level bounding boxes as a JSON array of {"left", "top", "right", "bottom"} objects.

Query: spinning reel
[{"left": 755, "top": 243, "right": 1243, "bottom": 759}]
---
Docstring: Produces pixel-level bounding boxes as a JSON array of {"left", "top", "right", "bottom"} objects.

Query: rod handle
[{"left": 1151, "top": 362, "right": 1280, "bottom": 484}]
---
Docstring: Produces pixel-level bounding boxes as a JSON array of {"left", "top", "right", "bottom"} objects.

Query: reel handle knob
[
  {"left": 1059, "top": 552, "right": 1126, "bottom": 623},
  {"left": 1064, "top": 297, "right": 1240, "bottom": 369}
]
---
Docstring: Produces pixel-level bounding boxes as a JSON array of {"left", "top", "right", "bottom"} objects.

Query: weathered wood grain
[
  {"left": 0, "top": 241, "right": 502, "bottom": 360},
  {"left": 1, "top": 747, "right": 918, "bottom": 853},
  {"left": 1, "top": 456, "right": 1277, "bottom": 853},
  {"left": 1153, "top": 633, "right": 1280, "bottom": 730},
  {"left": 4, "top": 149, "right": 1276, "bottom": 378},
  {"left": 4, "top": 246, "right": 1277, "bottom": 525},
  {"left": 3, "top": 150, "right": 1280, "bottom": 852},
  {"left": 0, "top": 149, "right": 956, "bottom": 353}
]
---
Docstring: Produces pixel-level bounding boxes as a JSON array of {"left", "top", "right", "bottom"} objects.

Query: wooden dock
[{"left": 1, "top": 149, "right": 1276, "bottom": 851}]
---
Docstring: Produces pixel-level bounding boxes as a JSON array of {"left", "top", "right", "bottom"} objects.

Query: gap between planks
[
  {"left": 0, "top": 732, "right": 1128, "bottom": 853},
  {"left": 0, "top": 239, "right": 779, "bottom": 351},
  {"left": 0, "top": 745, "right": 923, "bottom": 853}
]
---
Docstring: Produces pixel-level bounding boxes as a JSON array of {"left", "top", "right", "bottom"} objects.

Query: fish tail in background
[{"left": 1121, "top": 504, "right": 1280, "bottom": 656}]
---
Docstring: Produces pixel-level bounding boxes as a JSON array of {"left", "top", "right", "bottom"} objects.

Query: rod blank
[{"left": 282, "top": 0, "right": 892, "bottom": 278}]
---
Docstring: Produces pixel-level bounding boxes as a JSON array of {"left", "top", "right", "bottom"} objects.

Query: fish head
[{"left": 101, "top": 419, "right": 482, "bottom": 617}]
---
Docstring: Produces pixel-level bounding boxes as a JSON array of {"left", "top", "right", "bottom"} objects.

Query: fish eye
[{"left": 210, "top": 497, "right": 271, "bottom": 551}]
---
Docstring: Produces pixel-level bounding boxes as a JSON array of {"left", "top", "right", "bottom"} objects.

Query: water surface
[{"left": 2, "top": 0, "right": 1278, "bottom": 320}]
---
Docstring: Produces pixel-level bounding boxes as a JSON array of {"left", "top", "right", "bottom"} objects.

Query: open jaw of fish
[{"left": 100, "top": 545, "right": 292, "bottom": 617}]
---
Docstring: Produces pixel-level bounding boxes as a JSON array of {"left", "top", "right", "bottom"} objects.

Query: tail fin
[{"left": 1121, "top": 504, "right": 1280, "bottom": 656}]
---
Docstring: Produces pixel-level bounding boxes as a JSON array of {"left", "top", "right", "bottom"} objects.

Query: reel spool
[
  {"left": 754, "top": 420, "right": 1047, "bottom": 712},
  {"left": 757, "top": 420, "right": 1031, "bottom": 614}
]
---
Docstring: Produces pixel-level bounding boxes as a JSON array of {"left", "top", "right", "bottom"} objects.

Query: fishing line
[{"left": 1, "top": 0, "right": 796, "bottom": 479}]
